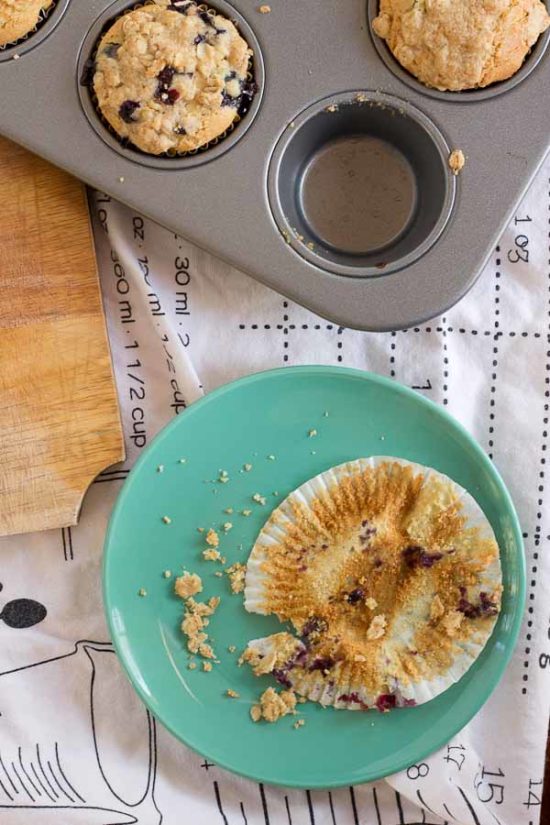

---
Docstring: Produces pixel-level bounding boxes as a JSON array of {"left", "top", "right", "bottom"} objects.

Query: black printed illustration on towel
[
  {"left": 0, "top": 583, "right": 46, "bottom": 630},
  {"left": 0, "top": 641, "right": 162, "bottom": 824}
]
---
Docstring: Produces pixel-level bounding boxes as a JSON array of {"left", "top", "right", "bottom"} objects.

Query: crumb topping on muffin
[
  {"left": 0, "top": 0, "right": 53, "bottom": 47},
  {"left": 93, "top": 0, "right": 254, "bottom": 155},
  {"left": 372, "top": 0, "right": 550, "bottom": 91}
]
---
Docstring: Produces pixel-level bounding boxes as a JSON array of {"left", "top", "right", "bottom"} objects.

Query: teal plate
[{"left": 103, "top": 366, "right": 525, "bottom": 788}]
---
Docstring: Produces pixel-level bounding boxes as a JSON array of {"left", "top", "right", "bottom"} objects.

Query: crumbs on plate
[
  {"left": 174, "top": 572, "right": 203, "bottom": 599},
  {"left": 226, "top": 562, "right": 247, "bottom": 594},
  {"left": 175, "top": 572, "right": 220, "bottom": 661},
  {"left": 250, "top": 687, "right": 297, "bottom": 723},
  {"left": 205, "top": 528, "right": 219, "bottom": 547}
]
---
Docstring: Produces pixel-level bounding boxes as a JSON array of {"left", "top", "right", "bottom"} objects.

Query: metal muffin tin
[{"left": 1, "top": 0, "right": 549, "bottom": 330}]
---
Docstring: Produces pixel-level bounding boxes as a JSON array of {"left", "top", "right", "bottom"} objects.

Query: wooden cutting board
[{"left": 0, "top": 136, "right": 124, "bottom": 537}]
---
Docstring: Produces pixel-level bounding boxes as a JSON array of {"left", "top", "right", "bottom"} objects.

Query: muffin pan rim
[
  {"left": 0, "top": 0, "right": 548, "bottom": 331},
  {"left": 0, "top": 0, "right": 71, "bottom": 63},
  {"left": 267, "top": 89, "right": 457, "bottom": 278},
  {"left": 76, "top": 0, "right": 265, "bottom": 169},
  {"left": 366, "top": 0, "right": 550, "bottom": 103}
]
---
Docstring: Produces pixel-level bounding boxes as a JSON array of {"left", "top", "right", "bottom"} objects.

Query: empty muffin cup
[{"left": 267, "top": 92, "right": 455, "bottom": 277}]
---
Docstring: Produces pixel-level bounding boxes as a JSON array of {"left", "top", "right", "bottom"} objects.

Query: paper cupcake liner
[
  {"left": 244, "top": 457, "right": 502, "bottom": 710},
  {"left": 81, "top": 0, "right": 257, "bottom": 159},
  {"left": 0, "top": 2, "right": 56, "bottom": 51}
]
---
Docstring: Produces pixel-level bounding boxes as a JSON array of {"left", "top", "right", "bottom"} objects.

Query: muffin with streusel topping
[
  {"left": 92, "top": 0, "right": 255, "bottom": 155},
  {"left": 372, "top": 0, "right": 550, "bottom": 91},
  {"left": 0, "top": 0, "right": 53, "bottom": 46}
]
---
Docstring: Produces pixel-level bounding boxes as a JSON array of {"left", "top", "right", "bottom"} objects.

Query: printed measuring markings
[
  {"left": 443, "top": 744, "right": 466, "bottom": 771},
  {"left": 523, "top": 778, "right": 543, "bottom": 810},
  {"left": 507, "top": 214, "right": 531, "bottom": 264},
  {"left": 138, "top": 253, "right": 166, "bottom": 318},
  {"left": 94, "top": 193, "right": 111, "bottom": 234},
  {"left": 540, "top": 610, "right": 550, "bottom": 671},
  {"left": 160, "top": 332, "right": 187, "bottom": 415},
  {"left": 406, "top": 762, "right": 429, "bottom": 780},
  {"left": 474, "top": 764, "right": 505, "bottom": 805},
  {"left": 137, "top": 251, "right": 152, "bottom": 288},
  {"left": 174, "top": 256, "right": 191, "bottom": 313},
  {"left": 133, "top": 215, "right": 145, "bottom": 245},
  {"left": 111, "top": 249, "right": 135, "bottom": 326},
  {"left": 132, "top": 216, "right": 166, "bottom": 318},
  {"left": 174, "top": 255, "right": 192, "bottom": 350},
  {"left": 411, "top": 379, "right": 433, "bottom": 391},
  {"left": 125, "top": 337, "right": 147, "bottom": 449}
]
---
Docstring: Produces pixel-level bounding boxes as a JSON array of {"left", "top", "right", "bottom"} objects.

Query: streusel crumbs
[
  {"left": 203, "top": 548, "right": 221, "bottom": 562},
  {"left": 226, "top": 562, "right": 247, "bottom": 594},
  {"left": 206, "top": 528, "right": 219, "bottom": 547},
  {"left": 180, "top": 595, "right": 220, "bottom": 659},
  {"left": 174, "top": 572, "right": 203, "bottom": 599},
  {"left": 250, "top": 687, "right": 297, "bottom": 723}
]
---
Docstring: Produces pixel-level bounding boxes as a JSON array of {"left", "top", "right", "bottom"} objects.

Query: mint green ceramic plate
[{"left": 103, "top": 366, "right": 525, "bottom": 788}]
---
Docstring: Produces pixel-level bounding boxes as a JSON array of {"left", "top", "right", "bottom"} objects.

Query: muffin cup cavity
[
  {"left": 0, "top": 0, "right": 69, "bottom": 62},
  {"left": 267, "top": 92, "right": 455, "bottom": 278},
  {"left": 367, "top": 0, "right": 550, "bottom": 102},
  {"left": 77, "top": 0, "right": 263, "bottom": 168}
]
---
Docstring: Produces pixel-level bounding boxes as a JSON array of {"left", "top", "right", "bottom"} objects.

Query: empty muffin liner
[
  {"left": 80, "top": 0, "right": 259, "bottom": 161},
  {"left": 244, "top": 457, "right": 502, "bottom": 710}
]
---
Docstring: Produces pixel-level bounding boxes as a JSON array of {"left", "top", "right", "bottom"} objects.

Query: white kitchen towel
[{"left": 0, "top": 157, "right": 549, "bottom": 825}]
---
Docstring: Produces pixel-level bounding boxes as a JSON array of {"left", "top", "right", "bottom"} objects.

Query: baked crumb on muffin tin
[{"left": 449, "top": 149, "right": 466, "bottom": 175}]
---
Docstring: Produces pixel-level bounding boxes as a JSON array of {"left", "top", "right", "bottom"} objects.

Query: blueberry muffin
[
  {"left": 0, "top": 0, "right": 53, "bottom": 46},
  {"left": 92, "top": 0, "right": 254, "bottom": 155},
  {"left": 372, "top": 0, "right": 550, "bottom": 91}
]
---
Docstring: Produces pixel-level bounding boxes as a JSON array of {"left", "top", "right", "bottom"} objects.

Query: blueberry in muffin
[{"left": 92, "top": 0, "right": 255, "bottom": 155}]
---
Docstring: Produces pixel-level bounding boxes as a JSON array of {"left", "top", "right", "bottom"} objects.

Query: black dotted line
[
  {"left": 238, "top": 323, "right": 340, "bottom": 331},
  {"left": 283, "top": 301, "right": 289, "bottom": 364},
  {"left": 390, "top": 331, "right": 396, "bottom": 378},
  {"left": 239, "top": 323, "right": 545, "bottom": 338},
  {"left": 337, "top": 326, "right": 343, "bottom": 364},
  {"left": 441, "top": 316, "right": 449, "bottom": 407},
  {"left": 237, "top": 317, "right": 347, "bottom": 367},
  {"left": 521, "top": 533, "right": 538, "bottom": 680},
  {"left": 488, "top": 249, "right": 501, "bottom": 460},
  {"left": 522, "top": 533, "right": 538, "bottom": 694},
  {"left": 524, "top": 180, "right": 550, "bottom": 694},
  {"left": 404, "top": 327, "right": 544, "bottom": 337}
]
